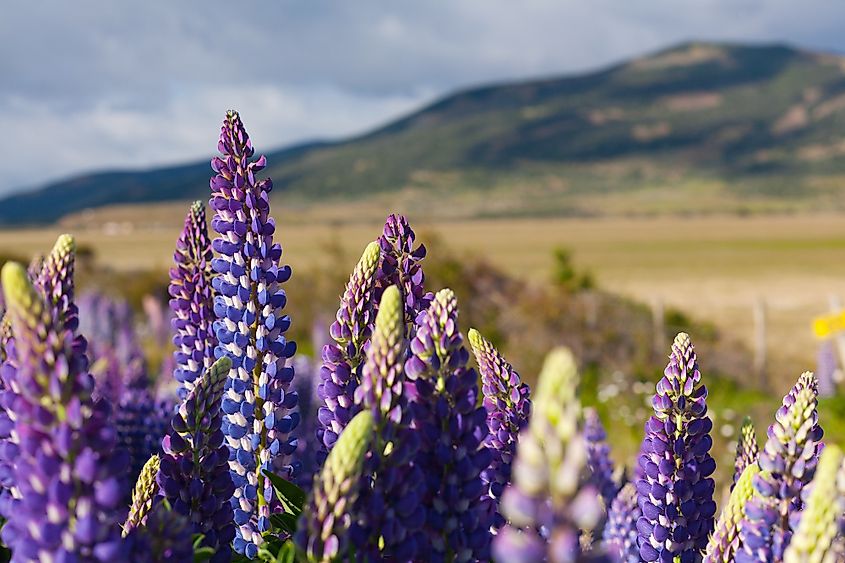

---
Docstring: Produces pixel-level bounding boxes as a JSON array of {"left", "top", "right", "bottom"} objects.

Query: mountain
[{"left": 7, "top": 41, "right": 845, "bottom": 225}]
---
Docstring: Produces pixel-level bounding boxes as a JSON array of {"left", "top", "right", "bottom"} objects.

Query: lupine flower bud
[
  {"left": 732, "top": 416, "right": 758, "bottom": 491},
  {"left": 317, "top": 241, "right": 380, "bottom": 459},
  {"left": 704, "top": 462, "right": 760, "bottom": 562},
  {"left": 467, "top": 327, "right": 531, "bottom": 526},
  {"left": 783, "top": 444, "right": 844, "bottom": 563},
  {"left": 737, "top": 371, "right": 824, "bottom": 563},
  {"left": 0, "top": 262, "right": 128, "bottom": 561},
  {"left": 170, "top": 200, "right": 217, "bottom": 399},
  {"left": 636, "top": 332, "right": 716, "bottom": 563},
  {"left": 158, "top": 356, "right": 235, "bottom": 560},
  {"left": 494, "top": 348, "right": 604, "bottom": 563},
  {"left": 210, "top": 110, "right": 298, "bottom": 558},
  {"left": 123, "top": 455, "right": 161, "bottom": 535},
  {"left": 406, "top": 289, "right": 494, "bottom": 561},
  {"left": 374, "top": 214, "right": 432, "bottom": 336},
  {"left": 296, "top": 409, "right": 374, "bottom": 562},
  {"left": 353, "top": 285, "right": 427, "bottom": 560},
  {"left": 584, "top": 407, "right": 619, "bottom": 507},
  {"left": 126, "top": 502, "right": 194, "bottom": 562},
  {"left": 602, "top": 482, "right": 641, "bottom": 563}
]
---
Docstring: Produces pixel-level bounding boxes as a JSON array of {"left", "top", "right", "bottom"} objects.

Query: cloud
[{"left": 2, "top": 0, "right": 845, "bottom": 194}]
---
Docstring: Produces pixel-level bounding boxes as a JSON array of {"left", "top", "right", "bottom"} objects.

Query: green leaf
[
  {"left": 193, "top": 547, "right": 216, "bottom": 562},
  {"left": 263, "top": 470, "right": 306, "bottom": 517},
  {"left": 269, "top": 512, "right": 299, "bottom": 535},
  {"left": 274, "top": 541, "right": 297, "bottom": 563}
]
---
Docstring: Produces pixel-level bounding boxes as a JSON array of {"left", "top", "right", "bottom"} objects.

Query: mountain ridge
[{"left": 6, "top": 40, "right": 845, "bottom": 225}]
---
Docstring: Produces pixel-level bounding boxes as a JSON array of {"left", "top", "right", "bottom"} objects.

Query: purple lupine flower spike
[
  {"left": 317, "top": 241, "right": 380, "bottom": 460},
  {"left": 158, "top": 355, "right": 235, "bottom": 560},
  {"left": 494, "top": 348, "right": 605, "bottom": 562},
  {"left": 467, "top": 328, "right": 531, "bottom": 527},
  {"left": 602, "top": 482, "right": 641, "bottom": 563},
  {"left": 732, "top": 416, "right": 758, "bottom": 491},
  {"left": 170, "top": 200, "right": 217, "bottom": 399},
  {"left": 737, "top": 371, "right": 824, "bottom": 563},
  {"left": 209, "top": 110, "right": 298, "bottom": 559},
  {"left": 636, "top": 332, "right": 717, "bottom": 563},
  {"left": 292, "top": 356, "right": 320, "bottom": 491},
  {"left": 0, "top": 261, "right": 128, "bottom": 560},
  {"left": 584, "top": 407, "right": 620, "bottom": 507},
  {"left": 374, "top": 214, "right": 433, "bottom": 335},
  {"left": 126, "top": 502, "right": 195, "bottom": 562},
  {"left": 352, "top": 285, "right": 427, "bottom": 560},
  {"left": 406, "top": 289, "right": 495, "bottom": 561}
]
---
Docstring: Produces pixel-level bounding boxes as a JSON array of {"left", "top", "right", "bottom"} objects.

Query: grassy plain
[{"left": 7, "top": 202, "right": 845, "bottom": 386}]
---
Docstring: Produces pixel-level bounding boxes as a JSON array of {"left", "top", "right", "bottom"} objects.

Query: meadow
[{"left": 15, "top": 202, "right": 845, "bottom": 384}]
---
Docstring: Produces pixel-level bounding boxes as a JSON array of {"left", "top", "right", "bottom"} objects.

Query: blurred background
[{"left": 4, "top": 0, "right": 845, "bottom": 475}]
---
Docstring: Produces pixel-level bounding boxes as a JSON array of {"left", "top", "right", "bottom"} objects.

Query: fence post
[{"left": 753, "top": 297, "right": 767, "bottom": 391}]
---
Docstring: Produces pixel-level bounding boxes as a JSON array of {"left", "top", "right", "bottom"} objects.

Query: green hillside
[{"left": 7, "top": 41, "right": 845, "bottom": 224}]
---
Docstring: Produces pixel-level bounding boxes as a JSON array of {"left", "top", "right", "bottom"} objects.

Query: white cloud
[{"left": 2, "top": 0, "right": 845, "bottom": 194}]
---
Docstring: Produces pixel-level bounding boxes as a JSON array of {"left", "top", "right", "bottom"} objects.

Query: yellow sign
[{"left": 813, "top": 310, "right": 845, "bottom": 339}]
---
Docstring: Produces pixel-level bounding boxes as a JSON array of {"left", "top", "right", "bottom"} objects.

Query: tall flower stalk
[
  {"left": 584, "top": 407, "right": 619, "bottom": 507},
  {"left": 123, "top": 454, "right": 161, "bottom": 535},
  {"left": 352, "top": 285, "right": 426, "bottom": 559},
  {"left": 704, "top": 462, "right": 760, "bottom": 562},
  {"left": 0, "top": 261, "right": 127, "bottom": 560},
  {"left": 158, "top": 356, "right": 235, "bottom": 560},
  {"left": 406, "top": 289, "right": 494, "bottom": 561},
  {"left": 316, "top": 241, "right": 380, "bottom": 460},
  {"left": 210, "top": 110, "right": 298, "bottom": 558},
  {"left": 737, "top": 371, "right": 824, "bottom": 562},
  {"left": 296, "top": 409, "right": 374, "bottom": 562},
  {"left": 603, "top": 482, "right": 641, "bottom": 563},
  {"left": 636, "top": 332, "right": 717, "bottom": 563},
  {"left": 170, "top": 200, "right": 217, "bottom": 399},
  {"left": 493, "top": 348, "right": 603, "bottom": 562},
  {"left": 732, "top": 416, "right": 758, "bottom": 491},
  {"left": 467, "top": 327, "right": 531, "bottom": 526}
]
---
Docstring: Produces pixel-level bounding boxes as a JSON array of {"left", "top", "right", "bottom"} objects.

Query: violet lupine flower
[
  {"left": 296, "top": 409, "right": 374, "bottom": 561},
  {"left": 405, "top": 288, "right": 495, "bottom": 561},
  {"left": 815, "top": 339, "right": 838, "bottom": 397},
  {"left": 292, "top": 355, "right": 320, "bottom": 491},
  {"left": 316, "top": 241, "right": 380, "bottom": 460},
  {"left": 783, "top": 444, "right": 844, "bottom": 562},
  {"left": 732, "top": 416, "right": 758, "bottom": 491},
  {"left": 374, "top": 214, "right": 432, "bottom": 336},
  {"left": 123, "top": 454, "right": 161, "bottom": 535},
  {"left": 209, "top": 110, "right": 298, "bottom": 558},
  {"left": 0, "top": 262, "right": 128, "bottom": 561},
  {"left": 494, "top": 348, "right": 604, "bottom": 563},
  {"left": 126, "top": 502, "right": 195, "bottom": 562},
  {"left": 584, "top": 407, "right": 619, "bottom": 507},
  {"left": 602, "top": 482, "right": 641, "bottom": 563},
  {"left": 158, "top": 356, "right": 235, "bottom": 560},
  {"left": 352, "top": 285, "right": 427, "bottom": 560},
  {"left": 467, "top": 327, "right": 531, "bottom": 525},
  {"left": 170, "top": 200, "right": 217, "bottom": 399},
  {"left": 115, "top": 392, "right": 171, "bottom": 488},
  {"left": 703, "top": 462, "right": 760, "bottom": 562},
  {"left": 636, "top": 332, "right": 717, "bottom": 563},
  {"left": 737, "top": 371, "right": 824, "bottom": 563}
]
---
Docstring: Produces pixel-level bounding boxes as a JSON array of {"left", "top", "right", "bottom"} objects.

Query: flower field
[{"left": 0, "top": 110, "right": 842, "bottom": 562}]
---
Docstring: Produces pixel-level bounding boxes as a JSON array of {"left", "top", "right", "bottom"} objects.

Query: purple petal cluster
[
  {"left": 0, "top": 261, "right": 128, "bottom": 560},
  {"left": 316, "top": 241, "right": 380, "bottom": 460},
  {"left": 374, "top": 214, "right": 432, "bottom": 336},
  {"left": 406, "top": 288, "right": 495, "bottom": 561},
  {"left": 602, "top": 482, "right": 641, "bottom": 563},
  {"left": 158, "top": 355, "right": 235, "bottom": 560},
  {"left": 209, "top": 110, "right": 298, "bottom": 558},
  {"left": 494, "top": 348, "right": 604, "bottom": 563},
  {"left": 114, "top": 391, "right": 171, "bottom": 486},
  {"left": 467, "top": 327, "right": 531, "bottom": 526},
  {"left": 737, "top": 371, "right": 824, "bottom": 562},
  {"left": 292, "top": 355, "right": 320, "bottom": 491},
  {"left": 636, "top": 332, "right": 716, "bottom": 563},
  {"left": 126, "top": 502, "right": 195, "bottom": 562},
  {"left": 352, "top": 285, "right": 427, "bottom": 559},
  {"left": 584, "top": 407, "right": 619, "bottom": 507},
  {"left": 170, "top": 200, "right": 217, "bottom": 399}
]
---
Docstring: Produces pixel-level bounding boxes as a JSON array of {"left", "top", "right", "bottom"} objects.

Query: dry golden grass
[{"left": 9, "top": 204, "right": 845, "bottom": 383}]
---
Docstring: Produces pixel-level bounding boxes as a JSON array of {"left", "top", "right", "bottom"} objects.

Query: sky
[{"left": 2, "top": 0, "right": 845, "bottom": 196}]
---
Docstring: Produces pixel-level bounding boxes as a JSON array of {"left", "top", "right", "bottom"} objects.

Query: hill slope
[{"left": 7, "top": 41, "right": 845, "bottom": 225}]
